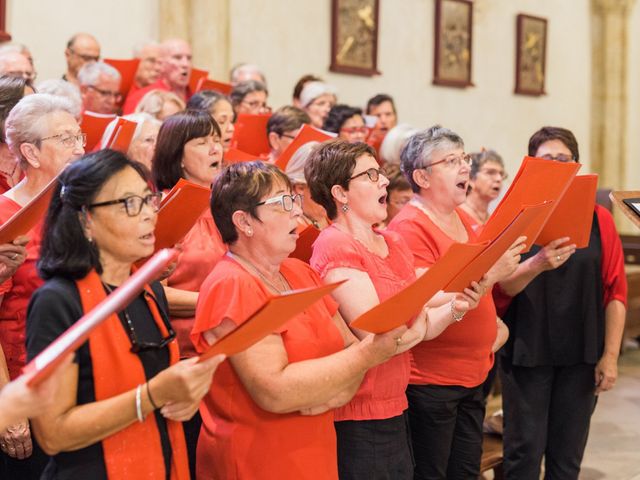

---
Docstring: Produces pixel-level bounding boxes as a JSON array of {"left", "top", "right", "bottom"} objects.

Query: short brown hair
[
  {"left": 528, "top": 126, "right": 579, "bottom": 162},
  {"left": 266, "top": 106, "right": 310, "bottom": 135},
  {"left": 304, "top": 139, "right": 377, "bottom": 220},
  {"left": 211, "top": 161, "right": 292, "bottom": 244}
]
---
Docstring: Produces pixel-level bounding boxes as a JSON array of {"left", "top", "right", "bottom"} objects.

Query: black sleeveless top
[{"left": 500, "top": 212, "right": 605, "bottom": 367}]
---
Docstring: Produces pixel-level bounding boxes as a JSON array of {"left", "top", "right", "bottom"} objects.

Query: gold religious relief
[
  {"left": 515, "top": 14, "right": 547, "bottom": 96},
  {"left": 433, "top": 0, "right": 473, "bottom": 87},
  {"left": 330, "top": 0, "right": 380, "bottom": 76}
]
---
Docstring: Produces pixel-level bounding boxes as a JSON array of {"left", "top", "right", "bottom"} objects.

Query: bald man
[
  {"left": 63, "top": 33, "right": 101, "bottom": 85},
  {"left": 0, "top": 49, "right": 35, "bottom": 82}
]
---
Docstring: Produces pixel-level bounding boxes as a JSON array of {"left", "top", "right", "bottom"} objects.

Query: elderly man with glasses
[
  {"left": 0, "top": 47, "right": 36, "bottom": 84},
  {"left": 78, "top": 62, "right": 122, "bottom": 115},
  {"left": 63, "top": 33, "right": 101, "bottom": 85}
]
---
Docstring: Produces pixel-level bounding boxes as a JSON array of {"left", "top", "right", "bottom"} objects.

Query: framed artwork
[
  {"left": 330, "top": 0, "right": 380, "bottom": 76},
  {"left": 0, "top": 0, "right": 10, "bottom": 42},
  {"left": 515, "top": 14, "right": 547, "bottom": 96},
  {"left": 433, "top": 0, "right": 473, "bottom": 88}
]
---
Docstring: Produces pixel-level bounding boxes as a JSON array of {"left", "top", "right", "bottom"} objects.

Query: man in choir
[
  {"left": 266, "top": 106, "right": 310, "bottom": 164},
  {"left": 0, "top": 48, "right": 35, "bottom": 83},
  {"left": 366, "top": 93, "right": 398, "bottom": 132},
  {"left": 132, "top": 41, "right": 163, "bottom": 91},
  {"left": 63, "top": 33, "right": 101, "bottom": 85},
  {"left": 78, "top": 62, "right": 122, "bottom": 115}
]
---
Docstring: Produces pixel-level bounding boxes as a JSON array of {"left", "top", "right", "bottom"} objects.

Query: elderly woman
[
  {"left": 152, "top": 109, "right": 226, "bottom": 473},
  {"left": 99, "top": 113, "right": 161, "bottom": 170},
  {"left": 496, "top": 126, "right": 627, "bottom": 480},
  {"left": 0, "top": 93, "right": 85, "bottom": 478},
  {"left": 26, "top": 150, "right": 223, "bottom": 479},
  {"left": 323, "top": 105, "right": 368, "bottom": 144},
  {"left": 135, "top": 89, "right": 185, "bottom": 121},
  {"left": 187, "top": 90, "right": 235, "bottom": 152},
  {"left": 229, "top": 80, "right": 269, "bottom": 116},
  {"left": 298, "top": 81, "right": 337, "bottom": 129},
  {"left": 460, "top": 149, "right": 508, "bottom": 227},
  {"left": 387, "top": 126, "right": 521, "bottom": 479},
  {"left": 191, "top": 160, "right": 421, "bottom": 479},
  {"left": 305, "top": 140, "right": 480, "bottom": 479}
]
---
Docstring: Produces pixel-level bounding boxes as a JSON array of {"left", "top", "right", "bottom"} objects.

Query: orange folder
[
  {"left": 104, "top": 58, "right": 141, "bottom": 98},
  {"left": 289, "top": 224, "right": 320, "bottom": 263},
  {"left": 23, "top": 248, "right": 179, "bottom": 386},
  {"left": 81, "top": 111, "right": 117, "bottom": 152},
  {"left": 230, "top": 113, "right": 272, "bottom": 157},
  {"left": 152, "top": 179, "right": 211, "bottom": 252},
  {"left": 0, "top": 174, "right": 58, "bottom": 244},
  {"left": 199, "top": 280, "right": 344, "bottom": 360},
  {"left": 103, "top": 117, "right": 138, "bottom": 153},
  {"left": 478, "top": 156, "right": 581, "bottom": 250},
  {"left": 196, "top": 77, "right": 233, "bottom": 96},
  {"left": 224, "top": 148, "right": 260, "bottom": 164},
  {"left": 274, "top": 124, "right": 336, "bottom": 171},
  {"left": 535, "top": 175, "right": 598, "bottom": 248},
  {"left": 188, "top": 67, "right": 209, "bottom": 94},
  {"left": 444, "top": 202, "right": 552, "bottom": 292}
]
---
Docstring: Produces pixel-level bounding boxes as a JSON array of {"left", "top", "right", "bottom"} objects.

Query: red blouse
[
  {"left": 191, "top": 256, "right": 343, "bottom": 480},
  {"left": 310, "top": 225, "right": 414, "bottom": 421},
  {"left": 388, "top": 204, "right": 497, "bottom": 388},
  {"left": 0, "top": 195, "right": 43, "bottom": 379}
]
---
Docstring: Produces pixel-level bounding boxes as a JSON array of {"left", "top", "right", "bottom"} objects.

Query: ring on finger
[
  {"left": 10, "top": 253, "right": 18, "bottom": 260},
  {"left": 556, "top": 255, "right": 561, "bottom": 261}
]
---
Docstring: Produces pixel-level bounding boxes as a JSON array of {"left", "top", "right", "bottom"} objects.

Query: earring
[
  {"left": 342, "top": 203, "right": 349, "bottom": 213},
  {"left": 246, "top": 228, "right": 253, "bottom": 237}
]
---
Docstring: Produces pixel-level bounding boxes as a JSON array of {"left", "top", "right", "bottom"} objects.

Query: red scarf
[{"left": 77, "top": 270, "right": 189, "bottom": 479}]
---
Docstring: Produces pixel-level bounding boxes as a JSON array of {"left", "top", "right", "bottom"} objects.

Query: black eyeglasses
[
  {"left": 87, "top": 192, "right": 162, "bottom": 217},
  {"left": 87, "top": 85, "right": 122, "bottom": 101},
  {"left": 68, "top": 47, "right": 100, "bottom": 63},
  {"left": 349, "top": 167, "right": 382, "bottom": 183},
  {"left": 539, "top": 153, "right": 575, "bottom": 163}
]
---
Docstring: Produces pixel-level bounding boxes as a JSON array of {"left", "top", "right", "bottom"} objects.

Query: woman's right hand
[
  {"left": 532, "top": 237, "right": 577, "bottom": 272},
  {"left": 0, "top": 236, "right": 29, "bottom": 283}
]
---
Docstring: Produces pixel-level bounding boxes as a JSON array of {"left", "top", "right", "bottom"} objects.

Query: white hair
[
  {"left": 99, "top": 112, "right": 161, "bottom": 149},
  {"left": 379, "top": 123, "right": 420, "bottom": 166},
  {"left": 77, "top": 61, "right": 121, "bottom": 86},
  {"left": 230, "top": 63, "right": 267, "bottom": 87},
  {"left": 285, "top": 141, "right": 320, "bottom": 184},
  {"left": 36, "top": 79, "right": 82, "bottom": 119}
]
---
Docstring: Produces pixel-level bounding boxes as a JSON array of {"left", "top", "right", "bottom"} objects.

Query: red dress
[
  {"left": 0, "top": 195, "right": 43, "bottom": 379},
  {"left": 310, "top": 225, "right": 415, "bottom": 421},
  {"left": 191, "top": 256, "right": 343, "bottom": 480},
  {"left": 166, "top": 208, "right": 226, "bottom": 358},
  {"left": 388, "top": 204, "right": 497, "bottom": 387}
]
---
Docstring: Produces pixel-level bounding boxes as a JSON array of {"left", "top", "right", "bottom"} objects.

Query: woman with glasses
[
  {"left": 0, "top": 94, "right": 85, "bottom": 479},
  {"left": 496, "top": 126, "right": 627, "bottom": 480},
  {"left": 387, "top": 126, "right": 524, "bottom": 479},
  {"left": 192, "top": 160, "right": 418, "bottom": 480},
  {"left": 229, "top": 80, "right": 270, "bottom": 116},
  {"left": 25, "top": 149, "right": 223, "bottom": 480},
  {"left": 460, "top": 148, "right": 508, "bottom": 227},
  {"left": 305, "top": 140, "right": 477, "bottom": 479},
  {"left": 323, "top": 104, "right": 368, "bottom": 144},
  {"left": 152, "top": 109, "right": 226, "bottom": 474}
]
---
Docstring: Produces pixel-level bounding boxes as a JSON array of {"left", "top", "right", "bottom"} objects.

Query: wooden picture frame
[
  {"left": 330, "top": 0, "right": 380, "bottom": 76},
  {"left": 515, "top": 14, "right": 547, "bottom": 96},
  {"left": 0, "top": 0, "right": 11, "bottom": 42},
  {"left": 433, "top": 0, "right": 473, "bottom": 88}
]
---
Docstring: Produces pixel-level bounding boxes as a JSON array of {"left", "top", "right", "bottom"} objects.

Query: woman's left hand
[
  {"left": 0, "top": 420, "right": 32, "bottom": 459},
  {"left": 595, "top": 354, "right": 618, "bottom": 394},
  {"left": 160, "top": 400, "right": 200, "bottom": 422}
]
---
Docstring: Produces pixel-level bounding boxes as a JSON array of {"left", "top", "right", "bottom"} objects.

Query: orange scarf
[{"left": 77, "top": 270, "right": 189, "bottom": 480}]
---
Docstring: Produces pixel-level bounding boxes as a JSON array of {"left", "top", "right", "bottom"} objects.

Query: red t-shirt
[
  {"left": 310, "top": 225, "right": 414, "bottom": 421},
  {"left": 0, "top": 195, "right": 44, "bottom": 379},
  {"left": 388, "top": 204, "right": 496, "bottom": 387},
  {"left": 191, "top": 256, "right": 342, "bottom": 480},
  {"left": 167, "top": 208, "right": 226, "bottom": 358}
]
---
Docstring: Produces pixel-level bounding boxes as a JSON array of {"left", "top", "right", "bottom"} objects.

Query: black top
[
  {"left": 26, "top": 277, "right": 173, "bottom": 480},
  {"left": 500, "top": 212, "right": 605, "bottom": 367}
]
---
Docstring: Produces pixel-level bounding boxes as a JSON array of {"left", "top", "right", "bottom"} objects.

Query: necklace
[
  {"left": 410, "top": 196, "right": 467, "bottom": 241},
  {"left": 227, "top": 252, "right": 290, "bottom": 294},
  {"left": 303, "top": 214, "right": 321, "bottom": 229}
]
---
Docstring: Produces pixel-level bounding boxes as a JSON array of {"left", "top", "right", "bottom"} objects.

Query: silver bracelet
[
  {"left": 135, "top": 384, "right": 145, "bottom": 423},
  {"left": 451, "top": 299, "right": 465, "bottom": 322}
]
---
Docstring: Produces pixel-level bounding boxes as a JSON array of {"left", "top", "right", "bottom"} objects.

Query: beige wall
[{"left": 5, "top": 0, "right": 158, "bottom": 81}]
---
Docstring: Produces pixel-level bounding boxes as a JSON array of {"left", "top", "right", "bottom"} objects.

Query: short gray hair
[
  {"left": 77, "top": 61, "right": 120, "bottom": 86},
  {"left": 36, "top": 79, "right": 82, "bottom": 119},
  {"left": 400, "top": 125, "right": 465, "bottom": 193},
  {"left": 5, "top": 93, "right": 77, "bottom": 166},
  {"left": 379, "top": 123, "right": 419, "bottom": 166},
  {"left": 99, "top": 112, "right": 161, "bottom": 149},
  {"left": 229, "top": 80, "right": 268, "bottom": 107},
  {"left": 230, "top": 63, "right": 267, "bottom": 86}
]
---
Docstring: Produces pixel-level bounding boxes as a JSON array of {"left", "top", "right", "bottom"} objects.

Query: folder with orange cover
[
  {"left": 535, "top": 174, "right": 598, "bottom": 248},
  {"left": 23, "top": 248, "right": 179, "bottom": 386},
  {"left": 0, "top": 174, "right": 58, "bottom": 244},
  {"left": 224, "top": 148, "right": 260, "bottom": 164},
  {"left": 81, "top": 111, "right": 117, "bottom": 151},
  {"left": 104, "top": 58, "right": 140, "bottom": 98},
  {"left": 199, "top": 280, "right": 344, "bottom": 360},
  {"left": 289, "top": 224, "right": 320, "bottom": 263},
  {"left": 103, "top": 117, "right": 138, "bottom": 153},
  {"left": 196, "top": 77, "right": 233, "bottom": 96},
  {"left": 478, "top": 156, "right": 581, "bottom": 250},
  {"left": 188, "top": 67, "right": 209, "bottom": 94},
  {"left": 152, "top": 179, "right": 211, "bottom": 252},
  {"left": 230, "top": 113, "right": 272, "bottom": 157},
  {"left": 275, "top": 124, "right": 336, "bottom": 171}
]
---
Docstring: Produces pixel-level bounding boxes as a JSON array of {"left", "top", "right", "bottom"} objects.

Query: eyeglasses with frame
[
  {"left": 539, "top": 153, "right": 575, "bottom": 163},
  {"left": 278, "top": 132, "right": 297, "bottom": 141},
  {"left": 349, "top": 167, "right": 383, "bottom": 183},
  {"left": 255, "top": 193, "right": 303, "bottom": 212},
  {"left": 340, "top": 126, "right": 369, "bottom": 135},
  {"left": 68, "top": 47, "right": 100, "bottom": 63},
  {"left": 424, "top": 153, "right": 473, "bottom": 169},
  {"left": 39, "top": 132, "right": 87, "bottom": 149},
  {"left": 478, "top": 167, "right": 508, "bottom": 180},
  {"left": 241, "top": 99, "right": 271, "bottom": 113},
  {"left": 87, "top": 192, "right": 162, "bottom": 217},
  {"left": 87, "top": 85, "right": 122, "bottom": 101}
]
